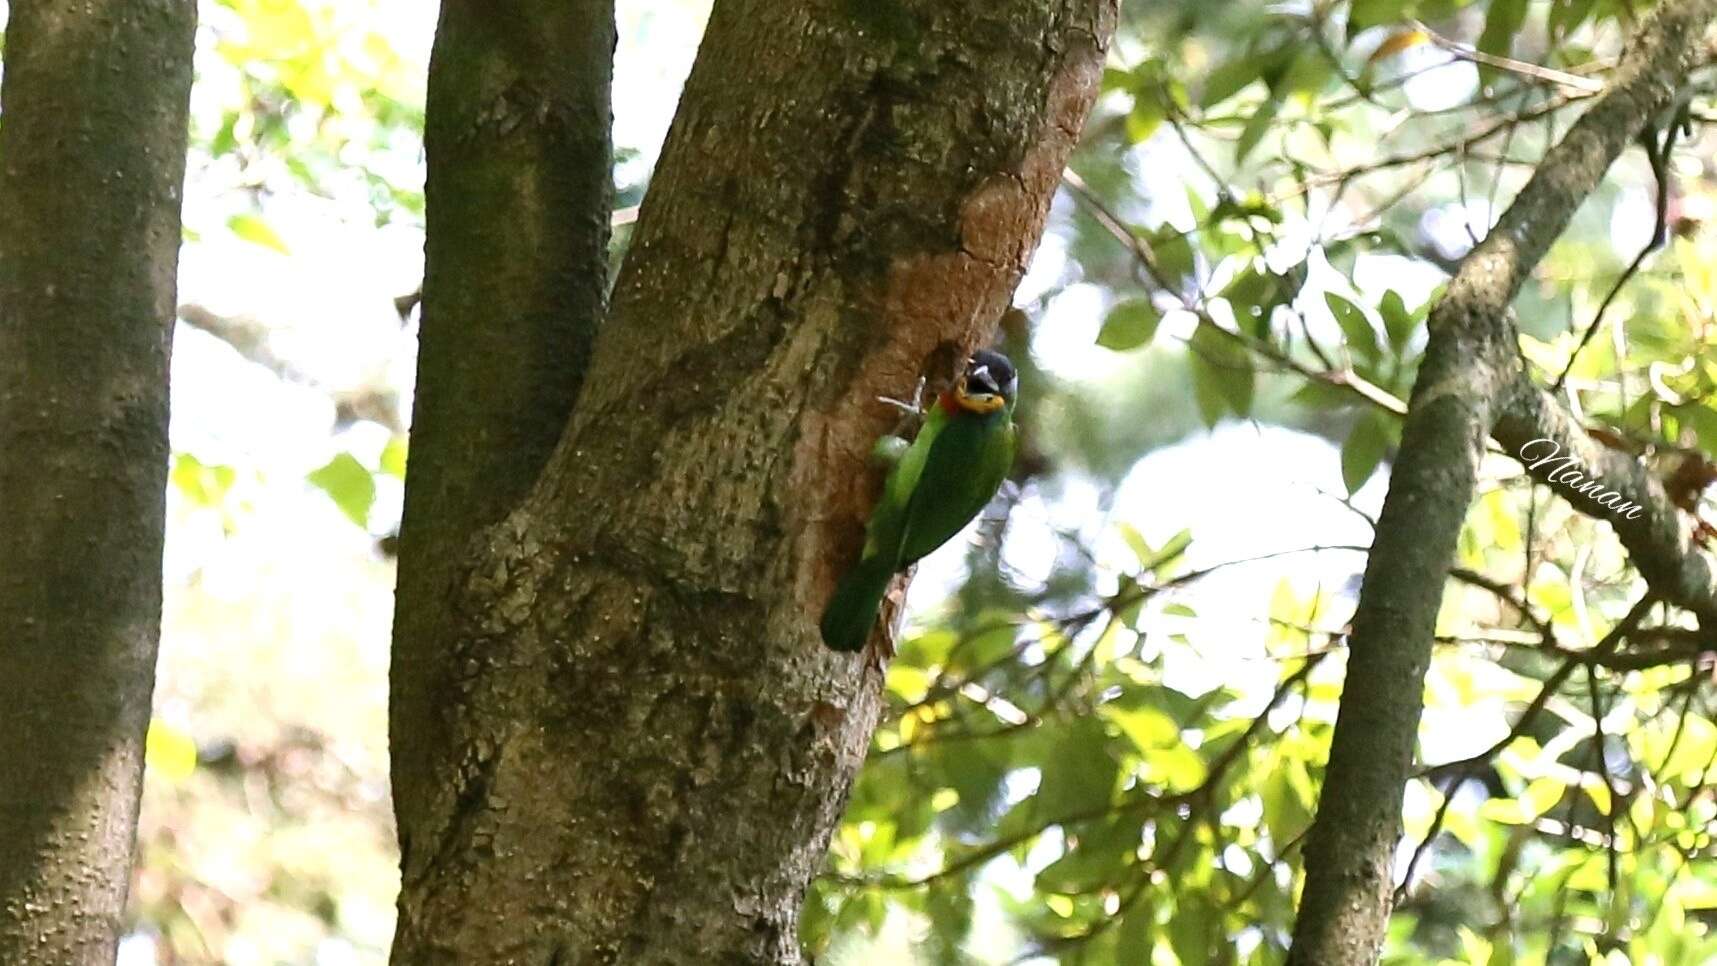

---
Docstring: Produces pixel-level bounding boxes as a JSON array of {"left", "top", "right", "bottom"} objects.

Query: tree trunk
[
  {"left": 389, "top": 1, "right": 1115, "bottom": 962},
  {"left": 0, "top": 1, "right": 197, "bottom": 961},
  {"left": 1286, "top": 1, "right": 1717, "bottom": 962}
]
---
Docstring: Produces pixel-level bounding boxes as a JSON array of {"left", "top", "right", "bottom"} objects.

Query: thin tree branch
[{"left": 178, "top": 303, "right": 405, "bottom": 433}]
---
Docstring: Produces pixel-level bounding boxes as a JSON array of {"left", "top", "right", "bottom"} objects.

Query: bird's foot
[{"left": 877, "top": 376, "right": 927, "bottom": 417}]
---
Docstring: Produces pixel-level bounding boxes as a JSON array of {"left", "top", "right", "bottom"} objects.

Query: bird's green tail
[{"left": 820, "top": 554, "right": 895, "bottom": 652}]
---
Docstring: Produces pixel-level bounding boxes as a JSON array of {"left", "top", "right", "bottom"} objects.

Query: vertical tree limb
[
  {"left": 0, "top": 1, "right": 197, "bottom": 959},
  {"left": 1288, "top": 2, "right": 1717, "bottom": 962},
  {"left": 390, "top": 0, "right": 616, "bottom": 859}
]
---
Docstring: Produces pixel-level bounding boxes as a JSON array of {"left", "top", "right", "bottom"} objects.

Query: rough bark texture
[
  {"left": 388, "top": 1, "right": 1115, "bottom": 962},
  {"left": 391, "top": 0, "right": 616, "bottom": 869},
  {"left": 1287, "top": 2, "right": 1717, "bottom": 962},
  {"left": 0, "top": 1, "right": 197, "bottom": 960}
]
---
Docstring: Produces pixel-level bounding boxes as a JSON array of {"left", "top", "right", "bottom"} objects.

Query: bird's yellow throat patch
[{"left": 954, "top": 390, "right": 1006, "bottom": 414}]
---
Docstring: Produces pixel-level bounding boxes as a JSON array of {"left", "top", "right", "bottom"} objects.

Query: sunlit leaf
[
  {"left": 308, "top": 452, "right": 376, "bottom": 528},
  {"left": 171, "top": 452, "right": 238, "bottom": 508},
  {"left": 380, "top": 437, "right": 408, "bottom": 479},
  {"left": 227, "top": 212, "right": 291, "bottom": 254},
  {"left": 144, "top": 719, "right": 198, "bottom": 784}
]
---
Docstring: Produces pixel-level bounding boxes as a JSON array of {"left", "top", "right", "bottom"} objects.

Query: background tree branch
[
  {"left": 1288, "top": 2, "right": 1717, "bottom": 962},
  {"left": 1495, "top": 385, "right": 1717, "bottom": 625},
  {"left": 178, "top": 302, "right": 406, "bottom": 433}
]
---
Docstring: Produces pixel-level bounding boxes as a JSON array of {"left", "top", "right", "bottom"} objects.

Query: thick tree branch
[
  {"left": 1288, "top": 3, "right": 1717, "bottom": 963},
  {"left": 389, "top": 0, "right": 616, "bottom": 888}
]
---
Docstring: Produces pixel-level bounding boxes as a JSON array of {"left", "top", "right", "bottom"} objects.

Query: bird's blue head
[{"left": 953, "top": 349, "right": 1017, "bottom": 415}]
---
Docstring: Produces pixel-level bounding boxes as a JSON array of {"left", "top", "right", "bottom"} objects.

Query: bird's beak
[
  {"left": 968, "top": 365, "right": 1000, "bottom": 397},
  {"left": 956, "top": 363, "right": 1006, "bottom": 413}
]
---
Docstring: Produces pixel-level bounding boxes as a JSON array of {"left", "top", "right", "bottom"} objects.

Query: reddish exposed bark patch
[{"left": 795, "top": 5, "right": 1113, "bottom": 637}]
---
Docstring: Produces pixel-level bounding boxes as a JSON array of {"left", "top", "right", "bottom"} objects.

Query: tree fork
[{"left": 389, "top": 1, "right": 1116, "bottom": 962}]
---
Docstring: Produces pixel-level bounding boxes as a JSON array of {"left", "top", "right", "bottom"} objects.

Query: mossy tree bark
[
  {"left": 0, "top": 1, "right": 197, "bottom": 961},
  {"left": 388, "top": 1, "right": 1115, "bottom": 962},
  {"left": 1287, "top": 2, "right": 1717, "bottom": 962}
]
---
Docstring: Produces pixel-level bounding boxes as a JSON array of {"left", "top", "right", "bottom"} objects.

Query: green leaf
[
  {"left": 1033, "top": 718, "right": 1119, "bottom": 821},
  {"left": 227, "top": 212, "right": 291, "bottom": 254},
  {"left": 1100, "top": 67, "right": 1135, "bottom": 95},
  {"left": 1235, "top": 96, "right": 1281, "bottom": 166},
  {"left": 1478, "top": 0, "right": 1529, "bottom": 61},
  {"left": 210, "top": 112, "right": 240, "bottom": 158},
  {"left": 1223, "top": 259, "right": 1301, "bottom": 340},
  {"left": 379, "top": 437, "right": 409, "bottom": 479},
  {"left": 1168, "top": 894, "right": 1219, "bottom": 966},
  {"left": 1325, "top": 291, "right": 1380, "bottom": 362},
  {"left": 947, "top": 616, "right": 1017, "bottom": 673},
  {"left": 1341, "top": 412, "right": 1390, "bottom": 494},
  {"left": 1142, "top": 743, "right": 1207, "bottom": 791},
  {"left": 1106, "top": 705, "right": 1179, "bottom": 754},
  {"left": 1282, "top": 45, "right": 1332, "bottom": 99},
  {"left": 1036, "top": 819, "right": 1138, "bottom": 894},
  {"left": 1200, "top": 54, "right": 1269, "bottom": 109},
  {"left": 1349, "top": 0, "right": 1416, "bottom": 35},
  {"left": 1126, "top": 98, "right": 1164, "bottom": 143},
  {"left": 1151, "top": 530, "right": 1193, "bottom": 577},
  {"left": 1097, "top": 299, "right": 1162, "bottom": 351},
  {"left": 308, "top": 452, "right": 376, "bottom": 528},
  {"left": 1148, "top": 227, "right": 1197, "bottom": 288},
  {"left": 1116, "top": 901, "right": 1158, "bottom": 959},
  {"left": 932, "top": 742, "right": 1012, "bottom": 832},
  {"left": 1116, "top": 522, "right": 1153, "bottom": 568},
  {"left": 1189, "top": 324, "right": 1255, "bottom": 419},
  {"left": 1680, "top": 404, "right": 1717, "bottom": 457},
  {"left": 1290, "top": 379, "right": 1356, "bottom": 410},
  {"left": 1379, "top": 289, "right": 1417, "bottom": 350},
  {"left": 171, "top": 452, "right": 237, "bottom": 508},
  {"left": 1261, "top": 760, "right": 1314, "bottom": 848}
]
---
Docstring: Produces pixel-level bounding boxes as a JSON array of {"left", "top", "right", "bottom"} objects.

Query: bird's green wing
[
  {"left": 857, "top": 405, "right": 949, "bottom": 565},
  {"left": 819, "top": 408, "right": 952, "bottom": 651},
  {"left": 897, "top": 412, "right": 1016, "bottom": 567}
]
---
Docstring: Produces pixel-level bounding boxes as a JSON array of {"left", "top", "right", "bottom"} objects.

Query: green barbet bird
[{"left": 820, "top": 349, "right": 1019, "bottom": 652}]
